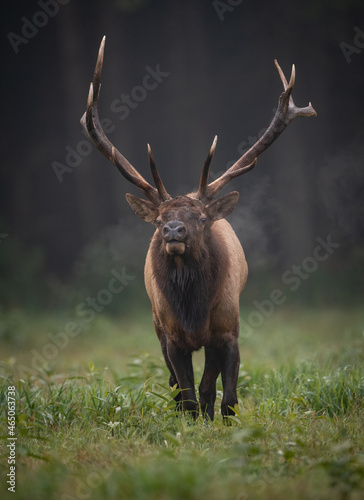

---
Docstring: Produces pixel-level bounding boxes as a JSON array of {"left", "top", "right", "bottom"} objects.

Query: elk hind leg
[{"left": 220, "top": 337, "right": 240, "bottom": 418}]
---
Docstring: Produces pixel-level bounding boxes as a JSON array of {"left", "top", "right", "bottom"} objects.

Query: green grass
[{"left": 0, "top": 306, "right": 364, "bottom": 499}]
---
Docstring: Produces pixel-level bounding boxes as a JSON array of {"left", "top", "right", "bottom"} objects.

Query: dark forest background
[{"left": 1, "top": 0, "right": 363, "bottom": 313}]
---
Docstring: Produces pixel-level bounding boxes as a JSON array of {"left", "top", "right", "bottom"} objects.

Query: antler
[
  {"left": 197, "top": 60, "right": 317, "bottom": 202},
  {"left": 197, "top": 135, "right": 218, "bottom": 199},
  {"left": 80, "top": 36, "right": 170, "bottom": 206}
]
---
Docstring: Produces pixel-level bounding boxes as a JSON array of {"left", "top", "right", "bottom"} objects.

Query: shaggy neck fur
[{"left": 151, "top": 231, "right": 228, "bottom": 333}]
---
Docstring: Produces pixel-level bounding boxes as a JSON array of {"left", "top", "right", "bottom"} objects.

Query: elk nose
[{"left": 162, "top": 221, "right": 186, "bottom": 241}]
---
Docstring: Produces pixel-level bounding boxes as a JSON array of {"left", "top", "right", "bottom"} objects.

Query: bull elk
[{"left": 81, "top": 37, "right": 316, "bottom": 420}]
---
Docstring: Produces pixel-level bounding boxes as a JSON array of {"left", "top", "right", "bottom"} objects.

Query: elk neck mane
[{"left": 150, "top": 229, "right": 228, "bottom": 334}]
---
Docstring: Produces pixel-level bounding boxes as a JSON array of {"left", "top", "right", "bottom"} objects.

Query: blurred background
[{"left": 1, "top": 0, "right": 363, "bottom": 321}]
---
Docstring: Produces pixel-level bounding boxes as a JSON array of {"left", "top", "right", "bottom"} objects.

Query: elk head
[
  {"left": 126, "top": 190, "right": 240, "bottom": 258},
  {"left": 80, "top": 36, "right": 316, "bottom": 256}
]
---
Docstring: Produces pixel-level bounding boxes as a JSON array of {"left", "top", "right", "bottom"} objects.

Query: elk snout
[
  {"left": 162, "top": 221, "right": 186, "bottom": 242},
  {"left": 162, "top": 220, "right": 187, "bottom": 255}
]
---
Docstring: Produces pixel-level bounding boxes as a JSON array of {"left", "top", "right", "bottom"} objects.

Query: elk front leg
[
  {"left": 159, "top": 334, "right": 182, "bottom": 408},
  {"left": 166, "top": 339, "right": 198, "bottom": 419},
  {"left": 153, "top": 317, "right": 182, "bottom": 407},
  {"left": 199, "top": 345, "right": 221, "bottom": 421},
  {"left": 220, "top": 337, "right": 240, "bottom": 418}
]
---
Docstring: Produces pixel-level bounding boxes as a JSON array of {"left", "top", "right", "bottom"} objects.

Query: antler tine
[
  {"left": 110, "top": 147, "right": 161, "bottom": 203},
  {"left": 81, "top": 36, "right": 169, "bottom": 206},
  {"left": 92, "top": 35, "right": 105, "bottom": 97},
  {"left": 197, "top": 136, "right": 218, "bottom": 200},
  {"left": 201, "top": 60, "right": 317, "bottom": 202},
  {"left": 202, "top": 158, "right": 257, "bottom": 202},
  {"left": 148, "top": 144, "right": 171, "bottom": 202},
  {"left": 274, "top": 59, "right": 295, "bottom": 91},
  {"left": 288, "top": 63, "right": 296, "bottom": 89}
]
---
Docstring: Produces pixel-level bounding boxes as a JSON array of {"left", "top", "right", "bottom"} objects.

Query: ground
[{"left": 0, "top": 306, "right": 363, "bottom": 499}]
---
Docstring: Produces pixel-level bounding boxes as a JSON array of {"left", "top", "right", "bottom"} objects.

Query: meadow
[{"left": 1, "top": 305, "right": 364, "bottom": 500}]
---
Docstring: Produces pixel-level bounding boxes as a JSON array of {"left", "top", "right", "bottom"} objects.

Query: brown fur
[{"left": 145, "top": 216, "right": 247, "bottom": 349}]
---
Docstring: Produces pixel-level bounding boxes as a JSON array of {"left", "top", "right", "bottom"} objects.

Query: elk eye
[
  {"left": 156, "top": 218, "right": 162, "bottom": 227},
  {"left": 199, "top": 216, "right": 207, "bottom": 225}
]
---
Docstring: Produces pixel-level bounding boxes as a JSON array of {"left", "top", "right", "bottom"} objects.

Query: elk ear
[
  {"left": 126, "top": 193, "right": 159, "bottom": 223},
  {"left": 205, "top": 191, "right": 239, "bottom": 221}
]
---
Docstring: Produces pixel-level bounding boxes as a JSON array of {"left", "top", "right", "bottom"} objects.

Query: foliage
[{"left": 0, "top": 306, "right": 364, "bottom": 499}]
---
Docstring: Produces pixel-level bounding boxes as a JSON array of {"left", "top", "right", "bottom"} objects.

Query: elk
[{"left": 81, "top": 37, "right": 316, "bottom": 420}]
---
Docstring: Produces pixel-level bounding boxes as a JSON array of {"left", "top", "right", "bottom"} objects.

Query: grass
[{"left": 0, "top": 305, "right": 364, "bottom": 499}]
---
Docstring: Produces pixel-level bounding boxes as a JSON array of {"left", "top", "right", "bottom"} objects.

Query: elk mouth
[{"left": 166, "top": 240, "right": 186, "bottom": 255}]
